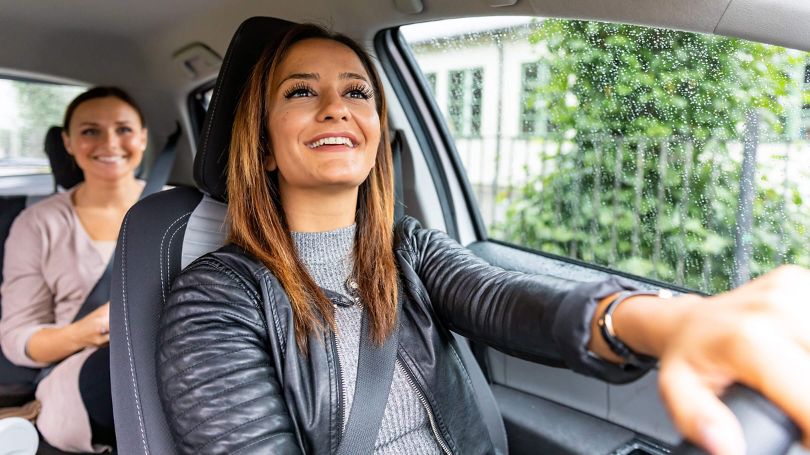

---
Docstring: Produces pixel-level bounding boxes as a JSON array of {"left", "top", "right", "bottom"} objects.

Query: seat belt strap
[
  {"left": 335, "top": 293, "right": 402, "bottom": 455},
  {"left": 71, "top": 125, "right": 182, "bottom": 323},
  {"left": 141, "top": 122, "right": 181, "bottom": 198}
]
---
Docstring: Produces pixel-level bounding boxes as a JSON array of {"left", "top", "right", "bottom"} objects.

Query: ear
[
  {"left": 61, "top": 131, "right": 73, "bottom": 155},
  {"left": 264, "top": 153, "right": 277, "bottom": 172},
  {"left": 140, "top": 127, "right": 149, "bottom": 151}
]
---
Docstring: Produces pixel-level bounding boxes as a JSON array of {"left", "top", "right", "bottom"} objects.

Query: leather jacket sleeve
[
  {"left": 156, "top": 255, "right": 302, "bottom": 454},
  {"left": 397, "top": 217, "right": 649, "bottom": 383}
]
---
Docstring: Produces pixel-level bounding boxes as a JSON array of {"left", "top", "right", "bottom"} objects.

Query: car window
[
  {"left": 401, "top": 17, "right": 810, "bottom": 294},
  {"left": 0, "top": 77, "right": 85, "bottom": 177}
]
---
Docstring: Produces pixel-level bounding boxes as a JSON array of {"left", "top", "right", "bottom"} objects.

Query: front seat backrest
[{"left": 44, "top": 126, "right": 84, "bottom": 191}]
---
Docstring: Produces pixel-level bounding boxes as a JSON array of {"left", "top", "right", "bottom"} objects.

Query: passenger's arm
[
  {"left": 398, "top": 217, "right": 647, "bottom": 383},
  {"left": 1, "top": 210, "right": 63, "bottom": 367},
  {"left": 1, "top": 207, "right": 111, "bottom": 365},
  {"left": 26, "top": 303, "right": 110, "bottom": 363},
  {"left": 157, "top": 256, "right": 301, "bottom": 455}
]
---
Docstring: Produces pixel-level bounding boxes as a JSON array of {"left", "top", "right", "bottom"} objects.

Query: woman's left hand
[{"left": 652, "top": 265, "right": 810, "bottom": 455}]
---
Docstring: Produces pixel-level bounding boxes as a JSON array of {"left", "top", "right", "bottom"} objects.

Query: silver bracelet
[{"left": 597, "top": 289, "right": 673, "bottom": 368}]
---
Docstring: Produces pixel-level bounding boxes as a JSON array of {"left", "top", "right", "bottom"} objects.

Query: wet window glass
[{"left": 401, "top": 17, "right": 810, "bottom": 294}]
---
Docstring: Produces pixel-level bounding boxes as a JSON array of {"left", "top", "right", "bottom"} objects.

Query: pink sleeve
[{"left": 0, "top": 208, "right": 58, "bottom": 368}]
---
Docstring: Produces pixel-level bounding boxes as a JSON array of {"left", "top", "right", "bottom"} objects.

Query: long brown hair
[{"left": 227, "top": 24, "right": 398, "bottom": 351}]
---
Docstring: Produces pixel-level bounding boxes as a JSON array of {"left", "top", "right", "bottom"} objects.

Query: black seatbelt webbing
[
  {"left": 335, "top": 296, "right": 402, "bottom": 455},
  {"left": 142, "top": 123, "right": 181, "bottom": 197},
  {"left": 72, "top": 125, "right": 182, "bottom": 323}
]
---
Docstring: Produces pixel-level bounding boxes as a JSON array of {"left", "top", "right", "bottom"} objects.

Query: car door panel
[{"left": 469, "top": 240, "right": 680, "bottom": 453}]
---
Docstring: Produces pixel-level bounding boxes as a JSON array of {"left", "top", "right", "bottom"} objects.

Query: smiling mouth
[
  {"left": 307, "top": 136, "right": 355, "bottom": 149},
  {"left": 92, "top": 155, "right": 126, "bottom": 163}
]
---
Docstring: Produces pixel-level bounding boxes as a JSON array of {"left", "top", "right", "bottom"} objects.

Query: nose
[
  {"left": 317, "top": 89, "right": 350, "bottom": 122},
  {"left": 100, "top": 129, "right": 121, "bottom": 150}
]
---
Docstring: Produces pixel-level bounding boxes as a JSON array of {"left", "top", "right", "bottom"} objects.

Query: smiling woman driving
[{"left": 156, "top": 24, "right": 810, "bottom": 455}]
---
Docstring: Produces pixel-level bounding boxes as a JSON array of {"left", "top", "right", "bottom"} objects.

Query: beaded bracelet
[{"left": 597, "top": 289, "right": 673, "bottom": 368}]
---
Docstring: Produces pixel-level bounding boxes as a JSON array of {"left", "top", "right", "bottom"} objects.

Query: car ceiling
[
  {"left": 2, "top": 0, "right": 808, "bottom": 87},
  {"left": 0, "top": 0, "right": 807, "bottom": 184}
]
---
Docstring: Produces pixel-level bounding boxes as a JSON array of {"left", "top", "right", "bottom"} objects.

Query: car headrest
[
  {"left": 44, "top": 126, "right": 84, "bottom": 190},
  {"left": 194, "top": 16, "right": 296, "bottom": 201}
]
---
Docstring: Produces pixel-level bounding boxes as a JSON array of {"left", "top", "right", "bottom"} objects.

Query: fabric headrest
[
  {"left": 44, "top": 126, "right": 84, "bottom": 190},
  {"left": 194, "top": 16, "right": 297, "bottom": 201}
]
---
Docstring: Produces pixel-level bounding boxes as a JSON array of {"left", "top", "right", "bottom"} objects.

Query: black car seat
[
  {"left": 44, "top": 126, "right": 85, "bottom": 191},
  {"left": 109, "top": 16, "right": 507, "bottom": 455}
]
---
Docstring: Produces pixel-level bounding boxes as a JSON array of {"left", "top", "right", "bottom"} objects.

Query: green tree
[
  {"left": 499, "top": 19, "right": 810, "bottom": 293},
  {"left": 11, "top": 81, "right": 83, "bottom": 158}
]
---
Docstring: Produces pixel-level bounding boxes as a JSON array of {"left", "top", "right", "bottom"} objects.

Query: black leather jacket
[{"left": 157, "top": 217, "right": 647, "bottom": 454}]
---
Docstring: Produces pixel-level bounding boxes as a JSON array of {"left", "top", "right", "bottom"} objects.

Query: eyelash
[
  {"left": 281, "top": 82, "right": 375, "bottom": 100},
  {"left": 345, "top": 84, "right": 374, "bottom": 100},
  {"left": 283, "top": 82, "right": 313, "bottom": 98}
]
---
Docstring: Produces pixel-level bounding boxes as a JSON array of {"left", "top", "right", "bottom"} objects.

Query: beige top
[{"left": 0, "top": 188, "right": 111, "bottom": 453}]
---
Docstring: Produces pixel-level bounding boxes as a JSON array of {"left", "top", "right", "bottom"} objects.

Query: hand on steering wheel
[{"left": 652, "top": 266, "right": 810, "bottom": 455}]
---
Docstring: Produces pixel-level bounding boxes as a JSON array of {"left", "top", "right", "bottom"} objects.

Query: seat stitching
[
  {"left": 159, "top": 213, "right": 192, "bottom": 304},
  {"left": 199, "top": 24, "right": 238, "bottom": 192},
  {"left": 164, "top": 217, "right": 190, "bottom": 302},
  {"left": 120, "top": 215, "right": 149, "bottom": 454}
]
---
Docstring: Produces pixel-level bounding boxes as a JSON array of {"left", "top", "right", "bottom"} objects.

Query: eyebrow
[
  {"left": 277, "top": 71, "right": 369, "bottom": 88},
  {"left": 77, "top": 120, "right": 134, "bottom": 127},
  {"left": 339, "top": 72, "right": 369, "bottom": 82}
]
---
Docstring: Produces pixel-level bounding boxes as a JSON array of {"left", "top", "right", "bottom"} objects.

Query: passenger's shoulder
[{"left": 10, "top": 191, "right": 73, "bottom": 235}]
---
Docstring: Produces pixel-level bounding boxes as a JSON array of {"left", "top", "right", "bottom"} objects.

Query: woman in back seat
[{"left": 0, "top": 87, "right": 147, "bottom": 453}]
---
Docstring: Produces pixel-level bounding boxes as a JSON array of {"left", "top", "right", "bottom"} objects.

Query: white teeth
[
  {"left": 308, "top": 136, "right": 354, "bottom": 148},
  {"left": 94, "top": 156, "right": 125, "bottom": 163}
]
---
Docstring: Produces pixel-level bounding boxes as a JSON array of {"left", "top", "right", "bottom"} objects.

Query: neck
[
  {"left": 74, "top": 175, "right": 141, "bottom": 209},
  {"left": 280, "top": 186, "right": 358, "bottom": 232}
]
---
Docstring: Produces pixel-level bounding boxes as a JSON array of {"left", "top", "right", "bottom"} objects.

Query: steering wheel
[{"left": 674, "top": 385, "right": 801, "bottom": 455}]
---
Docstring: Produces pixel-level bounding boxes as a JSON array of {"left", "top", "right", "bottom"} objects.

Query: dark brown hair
[
  {"left": 63, "top": 86, "right": 145, "bottom": 132},
  {"left": 227, "top": 24, "right": 397, "bottom": 351}
]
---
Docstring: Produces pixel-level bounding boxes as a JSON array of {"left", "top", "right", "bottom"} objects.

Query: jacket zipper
[
  {"left": 397, "top": 359, "right": 453, "bottom": 455},
  {"left": 329, "top": 329, "right": 347, "bottom": 449}
]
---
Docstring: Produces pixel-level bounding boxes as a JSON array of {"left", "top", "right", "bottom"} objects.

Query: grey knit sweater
[{"left": 292, "top": 225, "right": 442, "bottom": 454}]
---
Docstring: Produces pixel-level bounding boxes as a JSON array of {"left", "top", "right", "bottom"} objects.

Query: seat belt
[
  {"left": 71, "top": 124, "right": 181, "bottom": 323},
  {"left": 335, "top": 293, "right": 402, "bottom": 455},
  {"left": 141, "top": 123, "right": 181, "bottom": 197}
]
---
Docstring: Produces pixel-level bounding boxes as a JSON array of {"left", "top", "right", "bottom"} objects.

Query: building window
[
  {"left": 519, "top": 62, "right": 548, "bottom": 136},
  {"left": 448, "top": 68, "right": 483, "bottom": 137}
]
